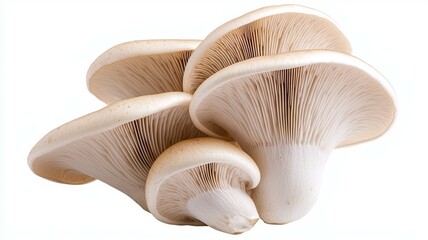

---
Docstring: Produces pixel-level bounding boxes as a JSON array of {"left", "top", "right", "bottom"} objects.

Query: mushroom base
[
  {"left": 187, "top": 188, "right": 259, "bottom": 234},
  {"left": 247, "top": 144, "right": 329, "bottom": 224}
]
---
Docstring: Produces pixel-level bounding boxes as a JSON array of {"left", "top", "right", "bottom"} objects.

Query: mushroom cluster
[{"left": 28, "top": 4, "right": 396, "bottom": 234}]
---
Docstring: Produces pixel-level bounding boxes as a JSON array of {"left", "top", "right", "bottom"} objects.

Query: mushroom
[
  {"left": 146, "top": 137, "right": 260, "bottom": 234},
  {"left": 183, "top": 4, "right": 351, "bottom": 94},
  {"left": 87, "top": 39, "right": 200, "bottom": 104},
  {"left": 28, "top": 92, "right": 206, "bottom": 211},
  {"left": 189, "top": 50, "right": 396, "bottom": 223}
]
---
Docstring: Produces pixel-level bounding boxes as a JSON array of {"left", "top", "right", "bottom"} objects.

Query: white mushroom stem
[
  {"left": 187, "top": 188, "right": 259, "bottom": 234},
  {"left": 246, "top": 144, "right": 329, "bottom": 223}
]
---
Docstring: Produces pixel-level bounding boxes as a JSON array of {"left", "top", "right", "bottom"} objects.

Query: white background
[{"left": 1, "top": 0, "right": 427, "bottom": 239}]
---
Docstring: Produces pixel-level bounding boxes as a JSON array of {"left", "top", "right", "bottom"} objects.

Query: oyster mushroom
[
  {"left": 28, "top": 92, "right": 205, "bottom": 210},
  {"left": 183, "top": 4, "right": 351, "bottom": 94},
  {"left": 189, "top": 50, "right": 396, "bottom": 223},
  {"left": 87, "top": 39, "right": 200, "bottom": 104},
  {"left": 146, "top": 137, "right": 260, "bottom": 234}
]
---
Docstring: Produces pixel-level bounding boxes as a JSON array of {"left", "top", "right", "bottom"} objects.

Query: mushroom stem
[
  {"left": 247, "top": 144, "right": 329, "bottom": 224},
  {"left": 187, "top": 188, "right": 259, "bottom": 234}
]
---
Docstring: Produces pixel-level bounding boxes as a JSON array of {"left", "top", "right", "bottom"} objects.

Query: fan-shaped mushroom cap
[
  {"left": 28, "top": 92, "right": 206, "bottom": 210},
  {"left": 190, "top": 50, "right": 396, "bottom": 223},
  {"left": 146, "top": 137, "right": 260, "bottom": 234},
  {"left": 87, "top": 40, "right": 200, "bottom": 104},
  {"left": 183, "top": 4, "right": 351, "bottom": 94}
]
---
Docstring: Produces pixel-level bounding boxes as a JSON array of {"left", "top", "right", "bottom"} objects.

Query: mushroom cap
[
  {"left": 146, "top": 137, "right": 260, "bottom": 227},
  {"left": 183, "top": 4, "right": 351, "bottom": 94},
  {"left": 190, "top": 50, "right": 396, "bottom": 150},
  {"left": 87, "top": 39, "right": 200, "bottom": 104},
  {"left": 28, "top": 92, "right": 205, "bottom": 210}
]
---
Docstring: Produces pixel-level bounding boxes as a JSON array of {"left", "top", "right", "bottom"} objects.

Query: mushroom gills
[
  {"left": 190, "top": 51, "right": 396, "bottom": 223},
  {"left": 146, "top": 137, "right": 260, "bottom": 234},
  {"left": 183, "top": 5, "right": 351, "bottom": 94},
  {"left": 90, "top": 51, "right": 192, "bottom": 103},
  {"left": 87, "top": 40, "right": 201, "bottom": 104},
  {"left": 157, "top": 162, "right": 258, "bottom": 234},
  {"left": 29, "top": 93, "right": 206, "bottom": 211}
]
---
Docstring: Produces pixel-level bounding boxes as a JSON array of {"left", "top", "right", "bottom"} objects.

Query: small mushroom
[
  {"left": 183, "top": 4, "right": 351, "bottom": 94},
  {"left": 28, "top": 92, "right": 206, "bottom": 210},
  {"left": 189, "top": 50, "right": 396, "bottom": 223},
  {"left": 87, "top": 39, "right": 200, "bottom": 104},
  {"left": 146, "top": 137, "right": 260, "bottom": 234}
]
